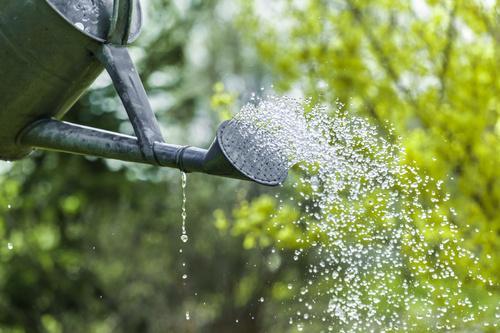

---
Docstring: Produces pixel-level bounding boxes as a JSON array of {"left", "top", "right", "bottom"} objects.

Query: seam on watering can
[
  {"left": 15, "top": 118, "right": 53, "bottom": 147},
  {"left": 0, "top": 30, "right": 31, "bottom": 64},
  {"left": 175, "top": 145, "right": 191, "bottom": 173},
  {"left": 217, "top": 123, "right": 286, "bottom": 185},
  {"left": 151, "top": 142, "right": 163, "bottom": 166}
]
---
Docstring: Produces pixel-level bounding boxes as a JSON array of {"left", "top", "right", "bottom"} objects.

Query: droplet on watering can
[{"left": 74, "top": 22, "right": 85, "bottom": 30}]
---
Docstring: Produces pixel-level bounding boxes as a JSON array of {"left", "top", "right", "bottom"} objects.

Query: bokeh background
[{"left": 0, "top": 0, "right": 498, "bottom": 332}]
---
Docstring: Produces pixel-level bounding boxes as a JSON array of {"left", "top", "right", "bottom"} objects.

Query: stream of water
[
  {"left": 180, "top": 171, "right": 189, "bottom": 243},
  {"left": 229, "top": 95, "right": 497, "bottom": 332}
]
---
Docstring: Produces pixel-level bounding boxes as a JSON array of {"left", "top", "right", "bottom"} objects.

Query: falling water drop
[
  {"left": 180, "top": 172, "right": 189, "bottom": 243},
  {"left": 74, "top": 22, "right": 85, "bottom": 30}
]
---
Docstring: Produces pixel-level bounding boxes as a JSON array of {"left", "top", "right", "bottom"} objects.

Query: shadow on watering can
[{"left": 0, "top": 0, "right": 288, "bottom": 186}]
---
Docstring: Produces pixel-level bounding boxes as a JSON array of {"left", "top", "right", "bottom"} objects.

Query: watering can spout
[
  {"left": 201, "top": 121, "right": 289, "bottom": 185},
  {"left": 139, "top": 120, "right": 288, "bottom": 185},
  {"left": 160, "top": 120, "right": 289, "bottom": 185},
  {"left": 19, "top": 119, "right": 288, "bottom": 186},
  {"left": 202, "top": 135, "right": 249, "bottom": 180}
]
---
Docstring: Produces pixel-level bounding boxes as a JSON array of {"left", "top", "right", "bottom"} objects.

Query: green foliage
[
  {"left": 211, "top": 83, "right": 237, "bottom": 121},
  {"left": 226, "top": 195, "right": 304, "bottom": 249}
]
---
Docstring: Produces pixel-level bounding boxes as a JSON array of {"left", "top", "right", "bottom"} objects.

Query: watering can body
[
  {"left": 0, "top": 0, "right": 147, "bottom": 160},
  {"left": 0, "top": 1, "right": 105, "bottom": 160},
  {"left": 0, "top": 0, "right": 288, "bottom": 186}
]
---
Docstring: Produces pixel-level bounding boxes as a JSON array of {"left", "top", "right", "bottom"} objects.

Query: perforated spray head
[{"left": 203, "top": 120, "right": 289, "bottom": 186}]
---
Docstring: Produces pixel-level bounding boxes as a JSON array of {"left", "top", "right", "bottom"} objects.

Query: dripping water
[
  {"left": 180, "top": 171, "right": 189, "bottom": 243},
  {"left": 179, "top": 171, "right": 190, "bottom": 322}
]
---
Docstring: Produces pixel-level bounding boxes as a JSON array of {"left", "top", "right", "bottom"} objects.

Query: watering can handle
[
  {"left": 108, "top": 0, "right": 135, "bottom": 45},
  {"left": 96, "top": 44, "right": 165, "bottom": 164}
]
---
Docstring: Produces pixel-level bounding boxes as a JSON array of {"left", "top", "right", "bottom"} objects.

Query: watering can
[{"left": 0, "top": 0, "right": 287, "bottom": 186}]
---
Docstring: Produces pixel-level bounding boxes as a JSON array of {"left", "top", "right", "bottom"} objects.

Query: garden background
[{"left": 0, "top": 0, "right": 498, "bottom": 332}]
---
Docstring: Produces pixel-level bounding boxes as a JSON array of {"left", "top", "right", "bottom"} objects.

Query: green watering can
[{"left": 0, "top": 0, "right": 288, "bottom": 186}]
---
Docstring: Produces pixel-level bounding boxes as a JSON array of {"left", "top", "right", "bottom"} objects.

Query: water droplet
[
  {"left": 74, "top": 22, "right": 85, "bottom": 30},
  {"left": 180, "top": 172, "right": 189, "bottom": 243},
  {"left": 7, "top": 243, "right": 13, "bottom": 250}
]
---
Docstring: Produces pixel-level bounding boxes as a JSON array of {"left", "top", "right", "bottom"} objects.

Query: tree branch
[
  {"left": 345, "top": 1, "right": 418, "bottom": 107},
  {"left": 438, "top": 3, "right": 457, "bottom": 103}
]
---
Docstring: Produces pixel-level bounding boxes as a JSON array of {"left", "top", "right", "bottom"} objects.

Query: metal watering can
[{"left": 0, "top": 0, "right": 287, "bottom": 186}]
